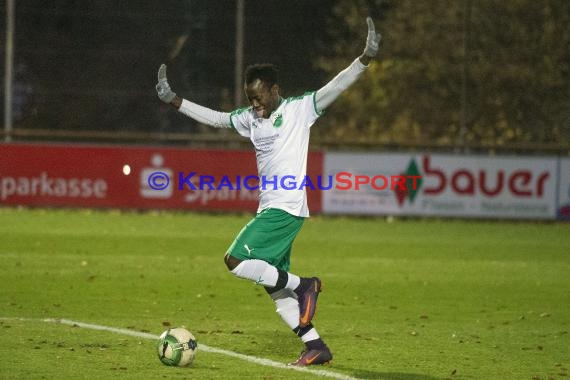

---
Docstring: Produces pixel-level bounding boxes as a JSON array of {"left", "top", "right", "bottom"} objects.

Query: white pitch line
[{"left": 1, "top": 317, "right": 361, "bottom": 380}]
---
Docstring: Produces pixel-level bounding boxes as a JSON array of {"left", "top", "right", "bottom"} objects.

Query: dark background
[
  {"left": 2, "top": 0, "right": 333, "bottom": 133},
  {"left": 1, "top": 0, "right": 568, "bottom": 150}
]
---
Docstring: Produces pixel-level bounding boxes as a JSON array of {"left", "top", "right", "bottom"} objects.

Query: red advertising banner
[{"left": 0, "top": 143, "right": 323, "bottom": 213}]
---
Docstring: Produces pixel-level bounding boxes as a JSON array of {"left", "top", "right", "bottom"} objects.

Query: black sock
[
  {"left": 294, "top": 277, "right": 312, "bottom": 297},
  {"left": 265, "top": 269, "right": 289, "bottom": 294},
  {"left": 292, "top": 323, "right": 313, "bottom": 337},
  {"left": 305, "top": 338, "right": 326, "bottom": 351}
]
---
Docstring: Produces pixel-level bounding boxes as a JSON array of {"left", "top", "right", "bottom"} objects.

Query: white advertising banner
[
  {"left": 557, "top": 158, "right": 570, "bottom": 220},
  {"left": 323, "top": 153, "right": 558, "bottom": 219}
]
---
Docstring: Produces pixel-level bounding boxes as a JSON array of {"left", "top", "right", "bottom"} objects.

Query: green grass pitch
[{"left": 0, "top": 207, "right": 568, "bottom": 379}]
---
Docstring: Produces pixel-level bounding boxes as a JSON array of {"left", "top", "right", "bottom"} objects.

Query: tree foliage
[{"left": 314, "top": 0, "right": 570, "bottom": 147}]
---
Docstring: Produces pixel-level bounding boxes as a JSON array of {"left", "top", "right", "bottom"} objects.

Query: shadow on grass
[{"left": 333, "top": 366, "right": 444, "bottom": 380}]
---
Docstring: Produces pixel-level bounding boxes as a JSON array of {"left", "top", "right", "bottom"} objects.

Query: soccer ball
[{"left": 156, "top": 327, "right": 198, "bottom": 367}]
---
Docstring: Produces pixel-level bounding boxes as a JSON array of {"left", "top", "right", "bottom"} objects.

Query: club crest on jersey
[{"left": 271, "top": 113, "right": 283, "bottom": 127}]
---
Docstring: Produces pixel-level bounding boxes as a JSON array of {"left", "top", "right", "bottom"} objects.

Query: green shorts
[{"left": 227, "top": 208, "right": 305, "bottom": 271}]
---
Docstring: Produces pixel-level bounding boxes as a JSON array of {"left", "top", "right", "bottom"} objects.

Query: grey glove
[
  {"left": 156, "top": 64, "right": 176, "bottom": 103},
  {"left": 363, "top": 17, "right": 382, "bottom": 57}
]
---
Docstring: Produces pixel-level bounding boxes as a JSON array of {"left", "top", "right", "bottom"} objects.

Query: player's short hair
[{"left": 244, "top": 63, "right": 279, "bottom": 88}]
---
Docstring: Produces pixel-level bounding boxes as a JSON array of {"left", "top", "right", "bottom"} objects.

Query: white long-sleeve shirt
[{"left": 178, "top": 58, "right": 368, "bottom": 216}]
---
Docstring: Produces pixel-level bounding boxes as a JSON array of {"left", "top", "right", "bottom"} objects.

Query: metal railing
[{"left": 2, "top": 127, "right": 568, "bottom": 156}]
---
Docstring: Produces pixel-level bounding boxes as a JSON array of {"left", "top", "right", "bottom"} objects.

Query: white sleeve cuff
[
  {"left": 178, "top": 99, "right": 232, "bottom": 128},
  {"left": 314, "top": 58, "right": 368, "bottom": 112}
]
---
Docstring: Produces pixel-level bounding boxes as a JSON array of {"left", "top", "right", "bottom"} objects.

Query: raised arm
[
  {"left": 315, "top": 17, "right": 381, "bottom": 112},
  {"left": 156, "top": 64, "right": 232, "bottom": 128}
]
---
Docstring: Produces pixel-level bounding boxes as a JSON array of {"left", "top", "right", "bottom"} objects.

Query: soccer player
[{"left": 156, "top": 17, "right": 381, "bottom": 366}]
